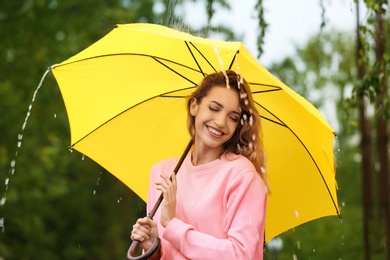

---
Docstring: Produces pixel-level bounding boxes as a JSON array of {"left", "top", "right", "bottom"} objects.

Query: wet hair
[{"left": 186, "top": 70, "right": 270, "bottom": 192}]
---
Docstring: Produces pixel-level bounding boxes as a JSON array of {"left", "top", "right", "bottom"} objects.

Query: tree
[{"left": 353, "top": 1, "right": 390, "bottom": 259}]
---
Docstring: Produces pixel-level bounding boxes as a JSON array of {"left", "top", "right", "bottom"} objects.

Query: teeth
[{"left": 209, "top": 127, "right": 222, "bottom": 136}]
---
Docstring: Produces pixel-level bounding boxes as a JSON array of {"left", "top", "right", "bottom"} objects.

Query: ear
[{"left": 190, "top": 98, "right": 198, "bottom": 116}]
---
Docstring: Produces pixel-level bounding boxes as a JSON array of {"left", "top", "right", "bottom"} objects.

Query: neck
[{"left": 191, "top": 141, "right": 224, "bottom": 166}]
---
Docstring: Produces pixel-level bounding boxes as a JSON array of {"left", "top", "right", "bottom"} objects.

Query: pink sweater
[{"left": 147, "top": 152, "right": 267, "bottom": 260}]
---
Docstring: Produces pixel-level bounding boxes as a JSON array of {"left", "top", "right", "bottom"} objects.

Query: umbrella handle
[
  {"left": 126, "top": 140, "right": 193, "bottom": 260},
  {"left": 127, "top": 237, "right": 161, "bottom": 260}
]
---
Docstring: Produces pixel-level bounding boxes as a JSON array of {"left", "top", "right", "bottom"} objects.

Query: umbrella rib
[
  {"left": 228, "top": 50, "right": 239, "bottom": 70},
  {"left": 70, "top": 87, "right": 197, "bottom": 148},
  {"left": 260, "top": 116, "right": 286, "bottom": 127},
  {"left": 186, "top": 42, "right": 217, "bottom": 75},
  {"left": 249, "top": 83, "right": 282, "bottom": 93},
  {"left": 152, "top": 57, "right": 199, "bottom": 86},
  {"left": 256, "top": 101, "right": 341, "bottom": 218}
]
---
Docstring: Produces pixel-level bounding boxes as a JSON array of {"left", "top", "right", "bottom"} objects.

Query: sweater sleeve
[{"left": 162, "top": 171, "right": 267, "bottom": 260}]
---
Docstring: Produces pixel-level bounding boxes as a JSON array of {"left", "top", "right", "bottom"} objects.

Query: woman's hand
[
  {"left": 156, "top": 173, "right": 177, "bottom": 227},
  {"left": 131, "top": 217, "right": 159, "bottom": 251}
]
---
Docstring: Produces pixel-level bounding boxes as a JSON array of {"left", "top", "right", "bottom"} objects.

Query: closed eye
[
  {"left": 229, "top": 115, "right": 239, "bottom": 123},
  {"left": 209, "top": 106, "right": 219, "bottom": 112}
]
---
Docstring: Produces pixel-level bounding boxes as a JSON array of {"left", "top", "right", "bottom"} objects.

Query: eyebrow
[{"left": 210, "top": 101, "right": 241, "bottom": 116}]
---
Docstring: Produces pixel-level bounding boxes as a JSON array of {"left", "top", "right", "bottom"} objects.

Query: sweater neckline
[{"left": 184, "top": 151, "right": 227, "bottom": 174}]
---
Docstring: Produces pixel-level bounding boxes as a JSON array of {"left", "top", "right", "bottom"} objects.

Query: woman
[{"left": 131, "top": 70, "right": 270, "bottom": 259}]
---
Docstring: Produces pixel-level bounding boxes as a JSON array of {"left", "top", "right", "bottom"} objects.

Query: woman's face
[{"left": 190, "top": 85, "right": 240, "bottom": 152}]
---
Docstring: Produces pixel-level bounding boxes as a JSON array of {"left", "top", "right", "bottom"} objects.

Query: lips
[{"left": 207, "top": 126, "right": 223, "bottom": 137}]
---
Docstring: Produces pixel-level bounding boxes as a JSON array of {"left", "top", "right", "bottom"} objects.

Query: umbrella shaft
[{"left": 147, "top": 139, "right": 193, "bottom": 220}]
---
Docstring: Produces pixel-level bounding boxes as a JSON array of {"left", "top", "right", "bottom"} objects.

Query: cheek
[{"left": 228, "top": 121, "right": 239, "bottom": 133}]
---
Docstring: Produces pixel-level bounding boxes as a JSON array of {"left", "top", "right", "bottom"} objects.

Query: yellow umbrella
[{"left": 51, "top": 23, "right": 341, "bottom": 243}]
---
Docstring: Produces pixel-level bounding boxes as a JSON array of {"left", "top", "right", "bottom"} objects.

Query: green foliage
[
  {"left": 354, "top": 0, "right": 390, "bottom": 119},
  {"left": 255, "top": 0, "right": 267, "bottom": 58}
]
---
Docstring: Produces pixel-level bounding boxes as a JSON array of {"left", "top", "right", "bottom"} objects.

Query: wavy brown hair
[{"left": 186, "top": 70, "right": 270, "bottom": 192}]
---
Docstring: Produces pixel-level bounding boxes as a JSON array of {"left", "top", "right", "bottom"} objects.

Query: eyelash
[{"left": 209, "top": 106, "right": 239, "bottom": 123}]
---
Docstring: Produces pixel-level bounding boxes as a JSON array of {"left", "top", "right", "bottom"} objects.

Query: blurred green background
[{"left": 1, "top": 1, "right": 389, "bottom": 259}]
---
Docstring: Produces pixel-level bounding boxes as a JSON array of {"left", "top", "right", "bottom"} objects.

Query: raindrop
[
  {"left": 341, "top": 201, "right": 345, "bottom": 206},
  {"left": 3, "top": 68, "right": 51, "bottom": 234},
  {"left": 93, "top": 190, "right": 96, "bottom": 195},
  {"left": 54, "top": 113, "right": 57, "bottom": 118},
  {"left": 55, "top": 31, "right": 66, "bottom": 41},
  {"left": 68, "top": 147, "right": 74, "bottom": 153},
  {"left": 10, "top": 160, "right": 16, "bottom": 168},
  {"left": 81, "top": 154, "right": 85, "bottom": 160},
  {"left": 296, "top": 240, "right": 301, "bottom": 249},
  {"left": 294, "top": 209, "right": 299, "bottom": 218},
  {"left": 292, "top": 253, "right": 298, "bottom": 260},
  {"left": 213, "top": 46, "right": 229, "bottom": 89},
  {"left": 0, "top": 217, "right": 4, "bottom": 232},
  {"left": 313, "top": 248, "right": 316, "bottom": 253},
  {"left": 6, "top": 49, "right": 14, "bottom": 62}
]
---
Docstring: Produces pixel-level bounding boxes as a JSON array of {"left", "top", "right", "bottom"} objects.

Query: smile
[{"left": 208, "top": 126, "right": 223, "bottom": 136}]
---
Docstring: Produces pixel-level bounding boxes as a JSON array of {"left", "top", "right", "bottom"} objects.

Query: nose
[{"left": 214, "top": 114, "right": 228, "bottom": 128}]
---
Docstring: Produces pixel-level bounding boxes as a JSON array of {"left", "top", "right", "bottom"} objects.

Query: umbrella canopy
[{"left": 51, "top": 23, "right": 341, "bottom": 243}]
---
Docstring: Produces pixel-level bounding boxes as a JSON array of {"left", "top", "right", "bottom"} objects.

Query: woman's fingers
[
  {"left": 156, "top": 173, "right": 177, "bottom": 227},
  {"left": 156, "top": 173, "right": 176, "bottom": 193},
  {"left": 131, "top": 217, "right": 151, "bottom": 241}
]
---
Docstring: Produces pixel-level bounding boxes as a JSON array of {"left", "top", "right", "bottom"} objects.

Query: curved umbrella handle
[
  {"left": 126, "top": 140, "right": 193, "bottom": 260},
  {"left": 127, "top": 237, "right": 161, "bottom": 260}
]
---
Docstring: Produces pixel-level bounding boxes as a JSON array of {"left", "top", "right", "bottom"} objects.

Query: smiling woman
[
  {"left": 130, "top": 70, "right": 270, "bottom": 260},
  {"left": 189, "top": 86, "right": 241, "bottom": 163},
  {"left": 52, "top": 23, "right": 340, "bottom": 259}
]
